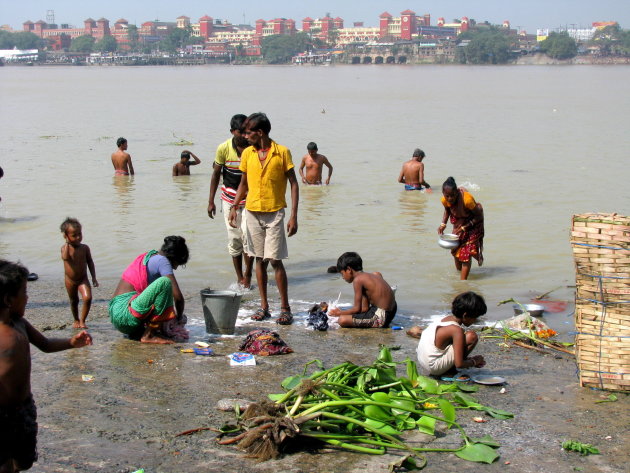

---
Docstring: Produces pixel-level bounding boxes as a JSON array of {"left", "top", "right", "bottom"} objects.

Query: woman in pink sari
[{"left": 438, "top": 177, "right": 484, "bottom": 280}]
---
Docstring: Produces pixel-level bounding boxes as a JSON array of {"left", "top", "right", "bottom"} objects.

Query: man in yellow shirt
[{"left": 229, "top": 113, "right": 299, "bottom": 325}]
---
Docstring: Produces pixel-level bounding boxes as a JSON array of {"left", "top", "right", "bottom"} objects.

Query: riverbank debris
[{"left": 215, "top": 346, "right": 512, "bottom": 467}]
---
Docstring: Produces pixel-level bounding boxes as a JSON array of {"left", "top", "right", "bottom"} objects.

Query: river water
[{"left": 1, "top": 64, "right": 628, "bottom": 330}]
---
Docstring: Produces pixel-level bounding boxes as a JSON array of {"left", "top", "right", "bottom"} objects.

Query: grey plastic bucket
[{"left": 200, "top": 289, "right": 242, "bottom": 335}]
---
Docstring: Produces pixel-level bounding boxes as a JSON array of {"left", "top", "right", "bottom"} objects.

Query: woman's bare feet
[{"left": 72, "top": 320, "right": 81, "bottom": 329}]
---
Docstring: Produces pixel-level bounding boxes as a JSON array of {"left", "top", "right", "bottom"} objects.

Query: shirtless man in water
[
  {"left": 299, "top": 142, "right": 333, "bottom": 185},
  {"left": 111, "top": 137, "right": 134, "bottom": 175},
  {"left": 172, "top": 150, "right": 201, "bottom": 176},
  {"left": 398, "top": 148, "right": 431, "bottom": 192}
]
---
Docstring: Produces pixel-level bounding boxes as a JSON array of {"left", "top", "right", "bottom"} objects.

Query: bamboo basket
[{"left": 571, "top": 213, "right": 630, "bottom": 391}]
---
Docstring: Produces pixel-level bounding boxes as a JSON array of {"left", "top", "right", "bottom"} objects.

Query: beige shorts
[
  {"left": 244, "top": 209, "right": 288, "bottom": 260},
  {"left": 222, "top": 200, "right": 248, "bottom": 257}
]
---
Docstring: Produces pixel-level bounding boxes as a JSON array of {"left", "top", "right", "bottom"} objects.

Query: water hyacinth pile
[{"left": 217, "top": 347, "right": 513, "bottom": 469}]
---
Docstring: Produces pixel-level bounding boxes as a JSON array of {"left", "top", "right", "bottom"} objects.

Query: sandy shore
[{"left": 23, "top": 277, "right": 628, "bottom": 473}]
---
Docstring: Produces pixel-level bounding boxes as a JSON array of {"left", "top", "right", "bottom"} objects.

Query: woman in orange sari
[{"left": 438, "top": 177, "right": 484, "bottom": 280}]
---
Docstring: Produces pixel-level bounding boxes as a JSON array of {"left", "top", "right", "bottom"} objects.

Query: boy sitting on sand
[
  {"left": 60, "top": 218, "right": 98, "bottom": 329},
  {"left": 328, "top": 252, "right": 397, "bottom": 328},
  {"left": 0, "top": 260, "right": 92, "bottom": 472},
  {"left": 415, "top": 291, "right": 486, "bottom": 376}
]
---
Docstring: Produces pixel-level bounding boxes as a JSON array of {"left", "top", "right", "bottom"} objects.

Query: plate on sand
[{"left": 472, "top": 375, "right": 506, "bottom": 385}]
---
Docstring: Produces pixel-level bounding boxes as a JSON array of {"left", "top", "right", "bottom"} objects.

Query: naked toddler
[{"left": 60, "top": 218, "right": 98, "bottom": 329}]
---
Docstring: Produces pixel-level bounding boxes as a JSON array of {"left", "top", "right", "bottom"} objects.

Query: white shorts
[
  {"left": 222, "top": 200, "right": 248, "bottom": 257},
  {"left": 244, "top": 209, "right": 288, "bottom": 260}
]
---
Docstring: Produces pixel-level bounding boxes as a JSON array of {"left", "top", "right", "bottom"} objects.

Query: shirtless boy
[
  {"left": 0, "top": 259, "right": 92, "bottom": 472},
  {"left": 398, "top": 148, "right": 431, "bottom": 192},
  {"left": 299, "top": 142, "right": 333, "bottom": 185},
  {"left": 328, "top": 252, "right": 397, "bottom": 328},
  {"left": 172, "top": 150, "right": 201, "bottom": 176},
  {"left": 111, "top": 137, "right": 134, "bottom": 175},
  {"left": 60, "top": 218, "right": 98, "bottom": 329}
]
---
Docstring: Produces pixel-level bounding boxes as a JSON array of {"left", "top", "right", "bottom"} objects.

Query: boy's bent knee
[{"left": 466, "top": 331, "right": 479, "bottom": 345}]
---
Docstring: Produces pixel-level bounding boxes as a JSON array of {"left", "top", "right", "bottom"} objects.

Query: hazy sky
[{"left": 1, "top": 1, "right": 627, "bottom": 33}]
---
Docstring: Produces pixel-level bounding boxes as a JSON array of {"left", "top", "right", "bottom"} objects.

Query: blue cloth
[
  {"left": 146, "top": 254, "right": 173, "bottom": 284},
  {"left": 405, "top": 184, "right": 424, "bottom": 191}
]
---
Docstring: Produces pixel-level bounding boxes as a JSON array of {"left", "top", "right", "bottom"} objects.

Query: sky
[{"left": 1, "top": 0, "right": 628, "bottom": 34}]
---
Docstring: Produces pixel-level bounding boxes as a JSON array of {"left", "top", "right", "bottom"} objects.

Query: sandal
[
  {"left": 250, "top": 308, "right": 271, "bottom": 321},
  {"left": 276, "top": 307, "right": 293, "bottom": 325}
]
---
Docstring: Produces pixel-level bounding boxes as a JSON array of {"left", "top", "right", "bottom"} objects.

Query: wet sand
[{"left": 26, "top": 278, "right": 628, "bottom": 473}]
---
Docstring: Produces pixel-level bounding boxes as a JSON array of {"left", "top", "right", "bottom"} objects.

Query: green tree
[
  {"left": 12, "top": 31, "right": 43, "bottom": 50},
  {"left": 539, "top": 32, "right": 577, "bottom": 59},
  {"left": 127, "top": 24, "right": 140, "bottom": 51},
  {"left": 591, "top": 24, "right": 630, "bottom": 56},
  {"left": 70, "top": 35, "right": 96, "bottom": 53},
  {"left": 0, "top": 30, "right": 14, "bottom": 49},
  {"left": 457, "top": 28, "right": 511, "bottom": 64},
  {"left": 95, "top": 35, "right": 118, "bottom": 53},
  {"left": 262, "top": 32, "right": 314, "bottom": 64}
]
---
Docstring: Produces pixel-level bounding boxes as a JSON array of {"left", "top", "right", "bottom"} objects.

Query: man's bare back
[
  {"left": 111, "top": 138, "right": 134, "bottom": 175},
  {"left": 399, "top": 160, "right": 425, "bottom": 186}
]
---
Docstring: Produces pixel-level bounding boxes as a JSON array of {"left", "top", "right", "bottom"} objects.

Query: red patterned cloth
[{"left": 239, "top": 329, "right": 293, "bottom": 356}]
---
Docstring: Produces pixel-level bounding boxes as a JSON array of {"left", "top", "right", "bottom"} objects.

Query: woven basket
[{"left": 571, "top": 213, "right": 630, "bottom": 391}]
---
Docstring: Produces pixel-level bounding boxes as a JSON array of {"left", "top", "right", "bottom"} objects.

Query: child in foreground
[
  {"left": 60, "top": 218, "right": 98, "bottom": 329},
  {"left": 172, "top": 150, "right": 201, "bottom": 176},
  {"left": 0, "top": 260, "right": 92, "bottom": 472},
  {"left": 416, "top": 291, "right": 486, "bottom": 376},
  {"left": 328, "top": 252, "right": 397, "bottom": 328}
]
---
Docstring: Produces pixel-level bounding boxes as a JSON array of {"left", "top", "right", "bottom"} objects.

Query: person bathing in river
[
  {"left": 398, "top": 148, "right": 432, "bottom": 192},
  {"left": 415, "top": 291, "right": 486, "bottom": 376},
  {"left": 109, "top": 236, "right": 189, "bottom": 344},
  {"left": 111, "top": 137, "right": 134, "bottom": 176},
  {"left": 60, "top": 218, "right": 98, "bottom": 329},
  {"left": 299, "top": 142, "right": 333, "bottom": 185},
  {"left": 172, "top": 150, "right": 201, "bottom": 176},
  {"left": 328, "top": 252, "right": 397, "bottom": 328},
  {"left": 438, "top": 176, "right": 484, "bottom": 280},
  {"left": 0, "top": 260, "right": 92, "bottom": 473}
]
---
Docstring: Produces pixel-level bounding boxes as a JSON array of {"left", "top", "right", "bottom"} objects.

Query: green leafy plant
[
  {"left": 562, "top": 440, "right": 600, "bottom": 456},
  {"left": 217, "top": 347, "right": 512, "bottom": 468}
]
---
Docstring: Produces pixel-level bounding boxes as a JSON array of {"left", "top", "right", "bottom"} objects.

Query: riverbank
[{"left": 25, "top": 277, "right": 628, "bottom": 473}]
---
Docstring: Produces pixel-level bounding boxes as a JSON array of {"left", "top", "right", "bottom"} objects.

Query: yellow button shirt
[{"left": 240, "top": 141, "right": 294, "bottom": 212}]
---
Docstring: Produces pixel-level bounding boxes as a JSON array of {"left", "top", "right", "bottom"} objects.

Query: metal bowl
[
  {"left": 513, "top": 303, "right": 545, "bottom": 318},
  {"left": 438, "top": 233, "right": 460, "bottom": 250}
]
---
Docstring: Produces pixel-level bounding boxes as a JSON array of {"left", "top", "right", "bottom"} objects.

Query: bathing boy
[
  {"left": 60, "top": 217, "right": 98, "bottom": 329},
  {"left": 0, "top": 260, "right": 92, "bottom": 472},
  {"left": 111, "top": 137, "right": 134, "bottom": 175},
  {"left": 328, "top": 252, "right": 397, "bottom": 328},
  {"left": 172, "top": 150, "right": 201, "bottom": 176},
  {"left": 416, "top": 291, "right": 486, "bottom": 376}
]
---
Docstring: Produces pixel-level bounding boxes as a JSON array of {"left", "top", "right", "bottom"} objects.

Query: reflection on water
[
  {"left": 301, "top": 184, "right": 330, "bottom": 218},
  {"left": 397, "top": 189, "right": 428, "bottom": 233},
  {"left": 0, "top": 65, "right": 628, "bottom": 327}
]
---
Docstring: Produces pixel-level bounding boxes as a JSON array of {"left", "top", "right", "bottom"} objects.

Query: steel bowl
[
  {"left": 513, "top": 303, "right": 545, "bottom": 318},
  {"left": 438, "top": 233, "right": 460, "bottom": 250}
]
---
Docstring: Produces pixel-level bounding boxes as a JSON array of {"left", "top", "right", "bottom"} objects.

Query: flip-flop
[
  {"left": 250, "top": 308, "right": 271, "bottom": 321},
  {"left": 276, "top": 309, "right": 293, "bottom": 325}
]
